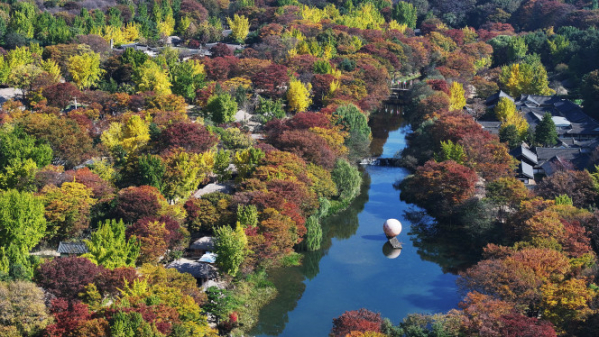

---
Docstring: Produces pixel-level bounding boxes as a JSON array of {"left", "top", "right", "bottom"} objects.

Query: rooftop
[
  {"left": 167, "top": 258, "right": 218, "bottom": 279},
  {"left": 57, "top": 241, "right": 88, "bottom": 255}
]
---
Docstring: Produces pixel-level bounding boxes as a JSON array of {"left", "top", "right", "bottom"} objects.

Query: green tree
[
  {"left": 304, "top": 216, "right": 322, "bottom": 251},
  {"left": 67, "top": 52, "right": 104, "bottom": 89},
  {"left": 499, "top": 124, "right": 521, "bottom": 149},
  {"left": 535, "top": 112, "right": 558, "bottom": 147},
  {"left": 237, "top": 204, "right": 258, "bottom": 228},
  {"left": 205, "top": 92, "right": 238, "bottom": 124},
  {"left": 392, "top": 1, "right": 417, "bottom": 29},
  {"left": 215, "top": 223, "right": 247, "bottom": 277},
  {"left": 332, "top": 158, "right": 361, "bottom": 204},
  {"left": 332, "top": 104, "right": 371, "bottom": 160},
  {"left": 507, "top": 36, "right": 528, "bottom": 62},
  {"left": 0, "top": 190, "right": 46, "bottom": 280},
  {"left": 134, "top": 154, "right": 166, "bottom": 192},
  {"left": 9, "top": 2, "right": 36, "bottom": 39},
  {"left": 83, "top": 219, "right": 140, "bottom": 269},
  {"left": 213, "top": 149, "right": 232, "bottom": 182},
  {"left": 581, "top": 70, "right": 599, "bottom": 119},
  {"left": 0, "top": 127, "right": 52, "bottom": 191},
  {"left": 171, "top": 59, "right": 206, "bottom": 102},
  {"left": 435, "top": 140, "right": 466, "bottom": 164}
]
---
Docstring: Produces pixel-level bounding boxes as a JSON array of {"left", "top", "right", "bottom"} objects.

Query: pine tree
[
  {"left": 535, "top": 112, "right": 558, "bottom": 147},
  {"left": 392, "top": 2, "right": 417, "bottom": 29}
]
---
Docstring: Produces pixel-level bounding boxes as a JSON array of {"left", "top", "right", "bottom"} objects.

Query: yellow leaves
[
  {"left": 329, "top": 79, "right": 340, "bottom": 94},
  {"left": 449, "top": 82, "right": 466, "bottom": 111},
  {"left": 67, "top": 52, "right": 104, "bottom": 89},
  {"left": 222, "top": 77, "right": 252, "bottom": 91},
  {"left": 301, "top": 5, "right": 328, "bottom": 23},
  {"left": 100, "top": 24, "right": 140, "bottom": 46},
  {"left": 286, "top": 78, "right": 312, "bottom": 113},
  {"left": 388, "top": 20, "right": 407, "bottom": 33},
  {"left": 135, "top": 60, "right": 172, "bottom": 95},
  {"left": 40, "top": 59, "right": 61, "bottom": 82},
  {"left": 227, "top": 14, "right": 250, "bottom": 42},
  {"left": 334, "top": 2, "right": 385, "bottom": 30},
  {"left": 310, "top": 126, "right": 348, "bottom": 156},
  {"left": 157, "top": 16, "right": 176, "bottom": 37},
  {"left": 101, "top": 115, "right": 150, "bottom": 155},
  {"left": 495, "top": 97, "right": 529, "bottom": 137},
  {"left": 541, "top": 278, "right": 596, "bottom": 329}
]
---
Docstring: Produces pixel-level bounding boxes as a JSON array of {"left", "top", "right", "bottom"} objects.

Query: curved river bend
[{"left": 251, "top": 114, "right": 462, "bottom": 336}]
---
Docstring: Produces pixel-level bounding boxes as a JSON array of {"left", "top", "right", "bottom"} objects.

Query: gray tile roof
[
  {"left": 190, "top": 236, "right": 215, "bottom": 251},
  {"left": 57, "top": 242, "right": 88, "bottom": 255},
  {"left": 520, "top": 161, "right": 534, "bottom": 179}
]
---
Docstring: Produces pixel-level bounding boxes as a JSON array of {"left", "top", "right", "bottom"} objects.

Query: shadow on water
[{"left": 405, "top": 209, "right": 482, "bottom": 274}]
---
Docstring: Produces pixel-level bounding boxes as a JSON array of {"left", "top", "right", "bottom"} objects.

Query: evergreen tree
[
  {"left": 392, "top": 2, "right": 417, "bottom": 29},
  {"left": 535, "top": 112, "right": 558, "bottom": 147}
]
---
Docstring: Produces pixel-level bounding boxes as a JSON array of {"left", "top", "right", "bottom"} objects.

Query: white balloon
[{"left": 383, "top": 219, "right": 402, "bottom": 237}]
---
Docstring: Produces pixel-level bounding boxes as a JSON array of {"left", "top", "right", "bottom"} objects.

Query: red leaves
[
  {"left": 114, "top": 186, "right": 162, "bottom": 224},
  {"left": 409, "top": 160, "right": 477, "bottom": 206},
  {"left": 498, "top": 314, "right": 557, "bottom": 337},
  {"left": 159, "top": 122, "right": 217, "bottom": 154},
  {"left": 35, "top": 257, "right": 103, "bottom": 301},
  {"left": 42, "top": 83, "right": 82, "bottom": 110},
  {"left": 46, "top": 299, "right": 92, "bottom": 337},
  {"left": 331, "top": 309, "right": 382, "bottom": 337},
  {"left": 251, "top": 64, "right": 289, "bottom": 98}
]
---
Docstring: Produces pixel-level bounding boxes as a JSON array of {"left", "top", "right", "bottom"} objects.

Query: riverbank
[{"left": 248, "top": 112, "right": 462, "bottom": 336}]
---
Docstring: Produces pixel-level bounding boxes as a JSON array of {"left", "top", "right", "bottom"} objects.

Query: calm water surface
[{"left": 250, "top": 114, "right": 462, "bottom": 336}]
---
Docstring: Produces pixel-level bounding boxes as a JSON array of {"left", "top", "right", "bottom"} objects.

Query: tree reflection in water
[
  {"left": 405, "top": 208, "right": 483, "bottom": 274},
  {"left": 249, "top": 173, "right": 371, "bottom": 336}
]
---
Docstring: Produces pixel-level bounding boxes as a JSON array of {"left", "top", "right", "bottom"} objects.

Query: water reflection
[
  {"left": 382, "top": 242, "right": 402, "bottom": 259},
  {"left": 405, "top": 209, "right": 481, "bottom": 274},
  {"left": 250, "top": 173, "right": 372, "bottom": 336},
  {"left": 250, "top": 113, "right": 463, "bottom": 336}
]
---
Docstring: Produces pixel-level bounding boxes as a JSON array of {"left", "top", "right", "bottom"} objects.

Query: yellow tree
[
  {"left": 67, "top": 52, "right": 104, "bottom": 89},
  {"left": 227, "top": 14, "right": 249, "bottom": 42},
  {"left": 449, "top": 81, "right": 466, "bottom": 110},
  {"left": 135, "top": 60, "right": 172, "bottom": 95},
  {"left": 101, "top": 115, "right": 150, "bottom": 154},
  {"left": 495, "top": 97, "right": 528, "bottom": 137},
  {"left": 40, "top": 59, "right": 62, "bottom": 82},
  {"left": 287, "top": 78, "right": 312, "bottom": 113}
]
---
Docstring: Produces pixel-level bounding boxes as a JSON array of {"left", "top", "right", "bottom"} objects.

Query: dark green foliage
[
  {"left": 205, "top": 92, "right": 238, "bottom": 124},
  {"left": 499, "top": 124, "right": 521, "bottom": 149},
  {"left": 313, "top": 60, "right": 332, "bottom": 74},
  {"left": 534, "top": 112, "right": 558, "bottom": 147},
  {"left": 255, "top": 97, "right": 285, "bottom": 123}
]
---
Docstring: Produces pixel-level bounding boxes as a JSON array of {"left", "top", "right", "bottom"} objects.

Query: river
[{"left": 250, "top": 113, "right": 463, "bottom": 336}]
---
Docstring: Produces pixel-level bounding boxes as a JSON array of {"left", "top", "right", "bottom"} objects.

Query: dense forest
[{"left": 0, "top": 0, "right": 599, "bottom": 336}]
